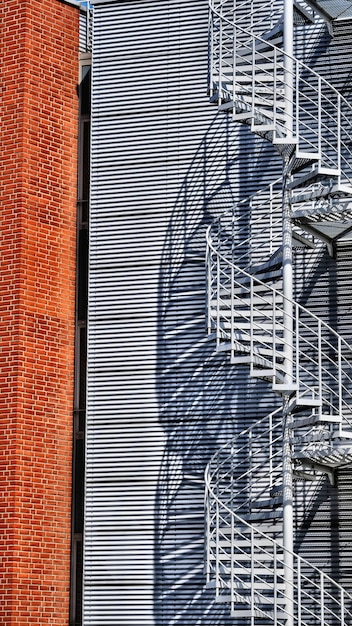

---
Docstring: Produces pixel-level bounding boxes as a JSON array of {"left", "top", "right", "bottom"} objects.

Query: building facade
[
  {"left": 86, "top": 0, "right": 352, "bottom": 624},
  {"left": 1, "top": 0, "right": 352, "bottom": 624},
  {"left": 0, "top": 0, "right": 80, "bottom": 623}
]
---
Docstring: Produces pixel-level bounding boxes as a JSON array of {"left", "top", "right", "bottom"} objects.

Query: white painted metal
[
  {"left": 206, "top": 203, "right": 352, "bottom": 440},
  {"left": 209, "top": 0, "right": 352, "bottom": 198},
  {"left": 205, "top": 418, "right": 352, "bottom": 623},
  {"left": 206, "top": 0, "right": 352, "bottom": 623}
]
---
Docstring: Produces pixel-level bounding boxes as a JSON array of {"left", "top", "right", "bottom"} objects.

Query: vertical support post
[
  {"left": 337, "top": 93, "right": 341, "bottom": 184},
  {"left": 233, "top": 0, "right": 236, "bottom": 112},
  {"left": 284, "top": 0, "right": 294, "bottom": 138},
  {"left": 338, "top": 336, "right": 343, "bottom": 427},
  {"left": 205, "top": 475, "right": 211, "bottom": 584},
  {"left": 217, "top": 255, "right": 221, "bottom": 348},
  {"left": 282, "top": 160, "right": 294, "bottom": 626},
  {"left": 282, "top": 397, "right": 294, "bottom": 626},
  {"left": 283, "top": 0, "right": 295, "bottom": 613}
]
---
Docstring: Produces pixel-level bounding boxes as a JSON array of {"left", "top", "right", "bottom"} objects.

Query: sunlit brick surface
[{"left": 0, "top": 1, "right": 79, "bottom": 622}]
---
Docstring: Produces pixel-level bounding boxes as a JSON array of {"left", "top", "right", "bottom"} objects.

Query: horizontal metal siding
[{"left": 85, "top": 0, "right": 352, "bottom": 623}]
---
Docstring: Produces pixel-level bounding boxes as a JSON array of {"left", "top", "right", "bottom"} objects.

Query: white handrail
[
  {"left": 209, "top": 0, "right": 352, "bottom": 188},
  {"left": 207, "top": 224, "right": 352, "bottom": 433},
  {"left": 205, "top": 0, "right": 352, "bottom": 623},
  {"left": 205, "top": 415, "right": 352, "bottom": 623}
]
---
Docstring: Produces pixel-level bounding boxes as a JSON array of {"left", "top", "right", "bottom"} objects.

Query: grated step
[
  {"left": 217, "top": 524, "right": 283, "bottom": 536},
  {"left": 209, "top": 552, "right": 283, "bottom": 563},
  {"left": 289, "top": 164, "right": 338, "bottom": 188},
  {"left": 231, "top": 608, "right": 288, "bottom": 619},
  {"left": 288, "top": 413, "right": 342, "bottom": 429},
  {"left": 250, "top": 496, "right": 282, "bottom": 509},
  {"left": 242, "top": 509, "right": 283, "bottom": 521},
  {"left": 287, "top": 396, "right": 322, "bottom": 411}
]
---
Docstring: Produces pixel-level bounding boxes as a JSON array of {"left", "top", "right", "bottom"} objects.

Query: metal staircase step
[
  {"left": 219, "top": 321, "right": 279, "bottom": 331},
  {"left": 214, "top": 322, "right": 284, "bottom": 342},
  {"left": 294, "top": 441, "right": 352, "bottom": 467},
  {"left": 236, "top": 34, "right": 283, "bottom": 60},
  {"left": 232, "top": 580, "right": 286, "bottom": 591},
  {"left": 293, "top": 468, "right": 320, "bottom": 480},
  {"left": 250, "top": 496, "right": 282, "bottom": 509},
  {"left": 217, "top": 524, "right": 283, "bottom": 536},
  {"left": 216, "top": 591, "right": 287, "bottom": 604},
  {"left": 219, "top": 537, "right": 281, "bottom": 548},
  {"left": 260, "top": 20, "right": 284, "bottom": 42},
  {"left": 235, "top": 74, "right": 284, "bottom": 83},
  {"left": 242, "top": 509, "right": 283, "bottom": 521},
  {"left": 288, "top": 395, "right": 322, "bottom": 411},
  {"left": 272, "top": 382, "right": 299, "bottom": 392},
  {"left": 214, "top": 568, "right": 284, "bottom": 580},
  {"left": 333, "top": 429, "right": 352, "bottom": 439},
  {"left": 251, "top": 366, "right": 285, "bottom": 379},
  {"left": 230, "top": 271, "right": 282, "bottom": 288},
  {"left": 292, "top": 183, "right": 352, "bottom": 207},
  {"left": 292, "top": 200, "right": 352, "bottom": 222},
  {"left": 292, "top": 429, "right": 331, "bottom": 445},
  {"left": 293, "top": 0, "right": 315, "bottom": 23},
  {"left": 235, "top": 62, "right": 282, "bottom": 73},
  {"left": 211, "top": 292, "right": 283, "bottom": 307},
  {"left": 288, "top": 413, "right": 342, "bottom": 429},
  {"left": 209, "top": 551, "right": 283, "bottom": 563},
  {"left": 230, "top": 608, "right": 287, "bottom": 619},
  {"left": 290, "top": 164, "right": 339, "bottom": 188},
  {"left": 292, "top": 229, "right": 316, "bottom": 248}
]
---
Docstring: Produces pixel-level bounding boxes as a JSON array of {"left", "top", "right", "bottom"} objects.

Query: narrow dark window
[{"left": 70, "top": 55, "right": 91, "bottom": 626}]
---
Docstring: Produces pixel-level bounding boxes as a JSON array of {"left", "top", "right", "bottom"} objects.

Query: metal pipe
[
  {"left": 282, "top": 161, "right": 294, "bottom": 626},
  {"left": 284, "top": 0, "right": 294, "bottom": 137}
]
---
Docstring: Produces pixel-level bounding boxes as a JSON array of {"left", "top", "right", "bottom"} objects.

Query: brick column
[{"left": 0, "top": 0, "right": 79, "bottom": 622}]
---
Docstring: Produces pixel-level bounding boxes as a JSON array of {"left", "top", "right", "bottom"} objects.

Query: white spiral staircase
[{"left": 205, "top": 0, "right": 352, "bottom": 623}]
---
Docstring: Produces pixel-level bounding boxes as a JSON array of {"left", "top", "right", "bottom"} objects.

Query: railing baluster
[
  {"left": 338, "top": 335, "right": 342, "bottom": 425},
  {"left": 205, "top": 6, "right": 352, "bottom": 622},
  {"left": 297, "top": 558, "right": 301, "bottom": 626},
  {"left": 217, "top": 255, "right": 220, "bottom": 348},
  {"left": 321, "top": 571, "right": 324, "bottom": 626},
  {"left": 341, "top": 587, "right": 345, "bottom": 626},
  {"left": 338, "top": 92, "right": 341, "bottom": 181},
  {"left": 318, "top": 75, "right": 322, "bottom": 157},
  {"left": 318, "top": 319, "right": 322, "bottom": 408}
]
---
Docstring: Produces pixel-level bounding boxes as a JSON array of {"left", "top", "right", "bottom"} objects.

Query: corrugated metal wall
[
  {"left": 85, "top": 0, "right": 352, "bottom": 623},
  {"left": 85, "top": 0, "right": 281, "bottom": 623}
]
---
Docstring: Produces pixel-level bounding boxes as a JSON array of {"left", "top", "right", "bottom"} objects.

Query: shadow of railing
[{"left": 154, "top": 113, "right": 281, "bottom": 624}]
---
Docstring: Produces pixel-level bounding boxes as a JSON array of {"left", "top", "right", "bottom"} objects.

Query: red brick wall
[{"left": 0, "top": 0, "right": 79, "bottom": 622}]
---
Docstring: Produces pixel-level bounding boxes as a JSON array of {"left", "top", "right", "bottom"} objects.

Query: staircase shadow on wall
[{"left": 155, "top": 114, "right": 282, "bottom": 625}]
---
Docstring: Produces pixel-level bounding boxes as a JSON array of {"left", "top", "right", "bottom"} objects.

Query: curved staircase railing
[
  {"left": 209, "top": 0, "right": 352, "bottom": 199},
  {"left": 205, "top": 0, "right": 352, "bottom": 622},
  {"left": 205, "top": 411, "right": 352, "bottom": 624}
]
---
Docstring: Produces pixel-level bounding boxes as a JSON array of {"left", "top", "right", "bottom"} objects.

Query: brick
[{"left": 0, "top": 0, "right": 79, "bottom": 623}]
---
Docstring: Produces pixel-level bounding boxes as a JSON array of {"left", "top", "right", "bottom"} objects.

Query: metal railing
[
  {"left": 207, "top": 226, "right": 352, "bottom": 438},
  {"left": 205, "top": 421, "right": 352, "bottom": 623},
  {"left": 205, "top": 0, "right": 352, "bottom": 622},
  {"left": 209, "top": 0, "right": 352, "bottom": 191}
]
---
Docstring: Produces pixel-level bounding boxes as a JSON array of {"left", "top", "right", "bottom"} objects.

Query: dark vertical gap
[{"left": 70, "top": 59, "right": 91, "bottom": 626}]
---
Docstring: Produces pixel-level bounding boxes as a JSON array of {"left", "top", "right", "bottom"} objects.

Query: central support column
[
  {"left": 282, "top": 156, "right": 295, "bottom": 626},
  {"left": 282, "top": 0, "right": 295, "bottom": 621},
  {"left": 284, "top": 0, "right": 294, "bottom": 138}
]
